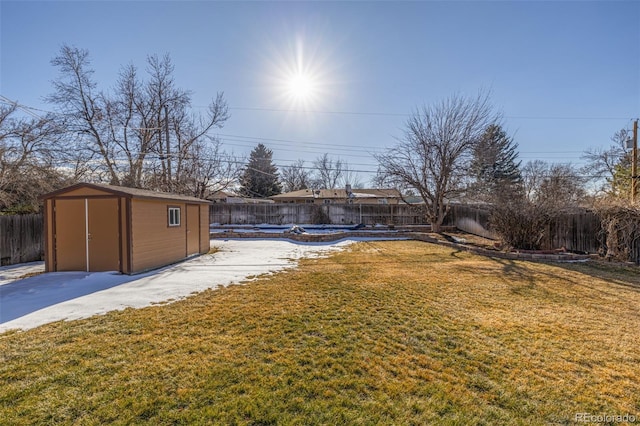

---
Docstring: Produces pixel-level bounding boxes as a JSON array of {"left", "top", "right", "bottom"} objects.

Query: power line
[
  {"left": 225, "top": 106, "right": 409, "bottom": 117},
  {"left": 222, "top": 105, "right": 634, "bottom": 121},
  {"left": 214, "top": 133, "right": 382, "bottom": 151},
  {"left": 0, "top": 95, "right": 46, "bottom": 120},
  {"left": 1, "top": 96, "right": 633, "bottom": 168},
  {"left": 506, "top": 115, "right": 634, "bottom": 121},
  {"left": 4, "top": 95, "right": 634, "bottom": 122},
  {"left": 43, "top": 153, "right": 622, "bottom": 180}
]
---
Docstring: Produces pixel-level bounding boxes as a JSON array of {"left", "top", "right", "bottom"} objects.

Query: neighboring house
[
  {"left": 40, "top": 183, "right": 210, "bottom": 274},
  {"left": 208, "top": 190, "right": 274, "bottom": 204},
  {"left": 271, "top": 186, "right": 403, "bottom": 205}
]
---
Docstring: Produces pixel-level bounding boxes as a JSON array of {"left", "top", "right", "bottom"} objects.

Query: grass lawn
[{"left": 2, "top": 240, "right": 640, "bottom": 425}]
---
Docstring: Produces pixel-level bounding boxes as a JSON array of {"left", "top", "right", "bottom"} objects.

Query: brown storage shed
[{"left": 41, "top": 183, "right": 210, "bottom": 274}]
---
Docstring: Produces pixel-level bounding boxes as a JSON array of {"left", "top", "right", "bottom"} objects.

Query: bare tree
[
  {"left": 521, "top": 159, "right": 547, "bottom": 202},
  {"left": 582, "top": 128, "right": 631, "bottom": 198},
  {"left": 281, "top": 159, "right": 311, "bottom": 192},
  {"left": 312, "top": 153, "right": 344, "bottom": 189},
  {"left": 340, "top": 163, "right": 363, "bottom": 189},
  {"left": 47, "top": 45, "right": 231, "bottom": 196},
  {"left": 175, "top": 137, "right": 241, "bottom": 199},
  {"left": 47, "top": 45, "right": 120, "bottom": 184},
  {"left": 537, "top": 163, "right": 586, "bottom": 209},
  {"left": 522, "top": 160, "right": 585, "bottom": 209},
  {"left": 0, "top": 104, "right": 70, "bottom": 212},
  {"left": 375, "top": 92, "right": 497, "bottom": 232}
]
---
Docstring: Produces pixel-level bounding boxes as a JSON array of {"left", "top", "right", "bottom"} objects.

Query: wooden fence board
[
  {"left": 444, "top": 205, "right": 500, "bottom": 239},
  {"left": 0, "top": 214, "right": 44, "bottom": 266}
]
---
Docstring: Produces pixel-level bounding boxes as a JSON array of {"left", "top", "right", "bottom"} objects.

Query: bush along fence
[
  {"left": 596, "top": 206, "right": 640, "bottom": 264},
  {"left": 453, "top": 205, "right": 640, "bottom": 264},
  {"left": 445, "top": 205, "right": 603, "bottom": 255},
  {"left": 0, "top": 214, "right": 44, "bottom": 266}
]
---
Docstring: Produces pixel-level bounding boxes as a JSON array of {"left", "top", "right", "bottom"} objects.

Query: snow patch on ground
[
  {"left": 0, "top": 261, "right": 45, "bottom": 286},
  {"left": 0, "top": 239, "right": 358, "bottom": 332}
]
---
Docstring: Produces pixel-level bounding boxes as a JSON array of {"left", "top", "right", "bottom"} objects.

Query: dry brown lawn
[{"left": 1, "top": 240, "right": 639, "bottom": 425}]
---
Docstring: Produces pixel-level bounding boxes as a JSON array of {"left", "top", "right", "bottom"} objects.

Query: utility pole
[{"left": 632, "top": 119, "right": 638, "bottom": 204}]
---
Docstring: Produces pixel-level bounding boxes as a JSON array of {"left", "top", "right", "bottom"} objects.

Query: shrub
[
  {"left": 594, "top": 202, "right": 640, "bottom": 263},
  {"left": 311, "top": 205, "right": 331, "bottom": 224},
  {"left": 489, "top": 198, "right": 551, "bottom": 250}
]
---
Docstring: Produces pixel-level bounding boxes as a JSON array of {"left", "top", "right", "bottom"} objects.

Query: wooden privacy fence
[
  {"left": 444, "top": 204, "right": 499, "bottom": 239},
  {"left": 445, "top": 205, "right": 604, "bottom": 255},
  {"left": 545, "top": 211, "right": 601, "bottom": 254},
  {"left": 0, "top": 214, "right": 44, "bottom": 266},
  {"left": 0, "top": 205, "right": 636, "bottom": 266},
  {"left": 209, "top": 203, "right": 424, "bottom": 226},
  {"left": 210, "top": 203, "right": 610, "bottom": 256}
]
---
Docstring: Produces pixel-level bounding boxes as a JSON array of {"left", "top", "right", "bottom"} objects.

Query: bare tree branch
[{"left": 375, "top": 92, "right": 498, "bottom": 231}]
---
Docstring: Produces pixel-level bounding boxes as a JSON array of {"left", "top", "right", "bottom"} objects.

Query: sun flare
[
  {"left": 263, "top": 35, "right": 339, "bottom": 112},
  {"left": 287, "top": 73, "right": 315, "bottom": 101}
]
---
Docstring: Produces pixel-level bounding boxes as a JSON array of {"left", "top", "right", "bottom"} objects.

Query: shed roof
[{"left": 40, "top": 182, "right": 210, "bottom": 204}]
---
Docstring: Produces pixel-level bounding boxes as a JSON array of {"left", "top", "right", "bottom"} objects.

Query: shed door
[
  {"left": 88, "top": 198, "right": 120, "bottom": 271},
  {"left": 186, "top": 204, "right": 200, "bottom": 256},
  {"left": 54, "top": 198, "right": 120, "bottom": 272},
  {"left": 55, "top": 199, "right": 87, "bottom": 271}
]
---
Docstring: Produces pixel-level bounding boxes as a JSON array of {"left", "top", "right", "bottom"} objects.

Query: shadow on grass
[
  {"left": 483, "top": 254, "right": 640, "bottom": 300},
  {"left": 449, "top": 248, "right": 464, "bottom": 259},
  {"left": 553, "top": 260, "right": 640, "bottom": 292}
]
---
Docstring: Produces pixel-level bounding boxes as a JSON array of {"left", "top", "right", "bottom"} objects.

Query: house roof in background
[{"left": 271, "top": 188, "right": 402, "bottom": 200}]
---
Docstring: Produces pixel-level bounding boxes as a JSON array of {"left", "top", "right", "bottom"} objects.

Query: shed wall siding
[
  {"left": 200, "top": 204, "right": 209, "bottom": 253},
  {"left": 119, "top": 197, "right": 131, "bottom": 274},
  {"left": 130, "top": 200, "right": 187, "bottom": 273},
  {"left": 186, "top": 204, "right": 200, "bottom": 256},
  {"left": 44, "top": 199, "right": 54, "bottom": 272}
]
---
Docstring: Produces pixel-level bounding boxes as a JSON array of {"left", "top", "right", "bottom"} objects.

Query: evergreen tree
[
  {"left": 611, "top": 152, "right": 632, "bottom": 198},
  {"left": 240, "top": 144, "right": 282, "bottom": 197},
  {"left": 470, "top": 124, "right": 522, "bottom": 200}
]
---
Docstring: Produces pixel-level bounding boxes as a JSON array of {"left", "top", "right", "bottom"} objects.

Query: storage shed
[{"left": 41, "top": 183, "right": 210, "bottom": 274}]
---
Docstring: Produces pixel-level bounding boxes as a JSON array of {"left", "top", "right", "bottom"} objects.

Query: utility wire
[
  {"left": 0, "top": 95, "right": 46, "bottom": 120},
  {"left": 42, "top": 153, "right": 622, "bottom": 179},
  {"left": 1, "top": 96, "right": 634, "bottom": 166},
  {"left": 222, "top": 105, "right": 635, "bottom": 121},
  {"left": 3, "top": 96, "right": 635, "bottom": 124}
]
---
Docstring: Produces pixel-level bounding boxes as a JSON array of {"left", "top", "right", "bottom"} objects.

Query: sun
[
  {"left": 262, "top": 34, "right": 340, "bottom": 113},
  {"left": 286, "top": 73, "right": 316, "bottom": 101}
]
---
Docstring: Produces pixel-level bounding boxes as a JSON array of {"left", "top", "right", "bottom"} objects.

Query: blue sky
[{"left": 1, "top": 0, "right": 639, "bottom": 183}]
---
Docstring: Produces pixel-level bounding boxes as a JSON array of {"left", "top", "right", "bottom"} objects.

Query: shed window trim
[{"left": 168, "top": 206, "right": 181, "bottom": 227}]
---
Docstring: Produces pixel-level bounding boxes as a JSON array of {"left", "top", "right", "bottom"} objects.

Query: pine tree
[
  {"left": 240, "top": 144, "right": 282, "bottom": 197},
  {"left": 470, "top": 124, "right": 522, "bottom": 201},
  {"left": 611, "top": 152, "right": 632, "bottom": 198}
]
